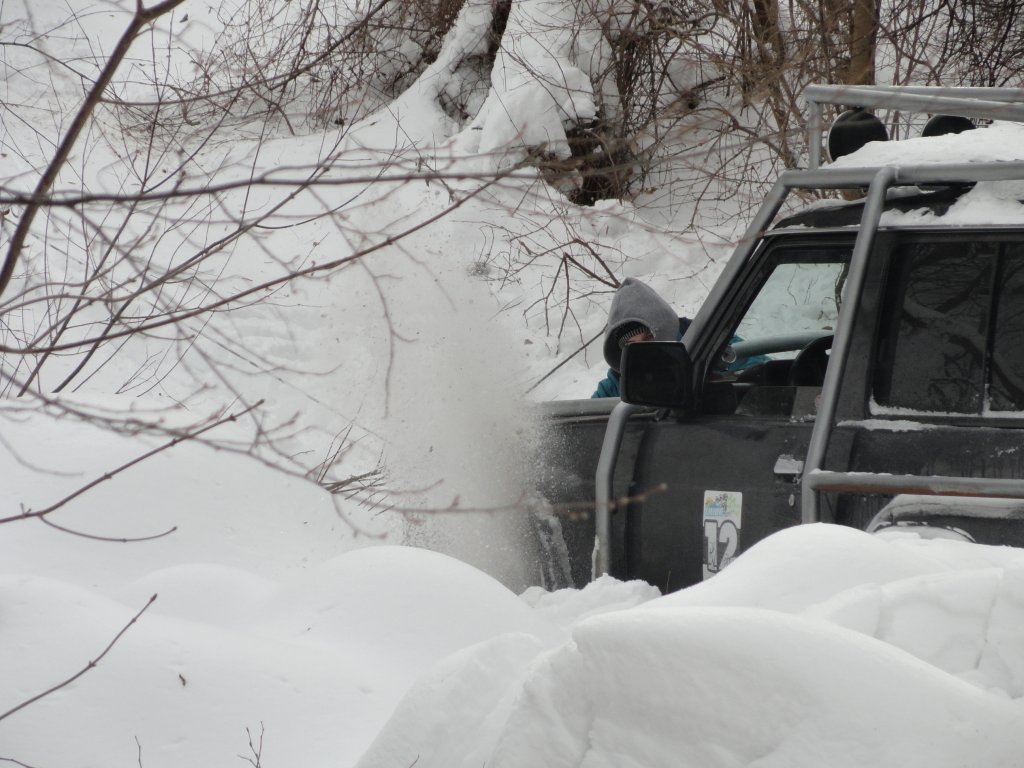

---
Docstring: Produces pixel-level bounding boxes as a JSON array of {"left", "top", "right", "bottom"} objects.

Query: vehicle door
[
  {"left": 828, "top": 232, "right": 1024, "bottom": 544},
  {"left": 625, "top": 235, "right": 855, "bottom": 592}
]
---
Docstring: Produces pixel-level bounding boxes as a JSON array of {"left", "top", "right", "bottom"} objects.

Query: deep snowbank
[
  {"left": 6, "top": 2, "right": 1024, "bottom": 767},
  {"left": 357, "top": 526, "right": 1024, "bottom": 768},
  {"left": 0, "top": 511, "right": 557, "bottom": 766}
]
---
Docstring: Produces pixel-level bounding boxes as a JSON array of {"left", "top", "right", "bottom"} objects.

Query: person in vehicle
[{"left": 592, "top": 278, "right": 683, "bottom": 398}]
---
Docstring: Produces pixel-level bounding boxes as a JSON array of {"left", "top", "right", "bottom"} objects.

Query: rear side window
[
  {"left": 874, "top": 239, "right": 1024, "bottom": 414},
  {"left": 990, "top": 244, "right": 1024, "bottom": 411}
]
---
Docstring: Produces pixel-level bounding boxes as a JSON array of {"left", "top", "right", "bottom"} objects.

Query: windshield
[{"left": 733, "top": 260, "right": 847, "bottom": 360}]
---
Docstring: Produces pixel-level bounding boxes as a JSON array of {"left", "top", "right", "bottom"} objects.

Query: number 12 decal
[{"left": 702, "top": 491, "right": 742, "bottom": 580}]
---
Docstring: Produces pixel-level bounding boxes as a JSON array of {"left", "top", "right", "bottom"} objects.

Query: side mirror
[{"left": 620, "top": 341, "right": 693, "bottom": 408}]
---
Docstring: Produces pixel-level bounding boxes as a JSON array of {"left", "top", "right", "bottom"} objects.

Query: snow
[
  {"left": 354, "top": 527, "right": 1024, "bottom": 768},
  {"left": 829, "top": 121, "right": 1024, "bottom": 227},
  {"left": 830, "top": 122, "right": 1024, "bottom": 168},
  {"left": 472, "top": 1, "right": 596, "bottom": 163},
  {"left": 4, "top": 1, "right": 1024, "bottom": 767},
  {"left": 840, "top": 417, "right": 941, "bottom": 431}
]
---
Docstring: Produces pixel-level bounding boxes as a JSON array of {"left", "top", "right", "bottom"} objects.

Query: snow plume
[{"left": 337, "top": 173, "right": 548, "bottom": 592}]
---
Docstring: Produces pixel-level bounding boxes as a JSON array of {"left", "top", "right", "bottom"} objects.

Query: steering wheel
[{"left": 788, "top": 335, "right": 833, "bottom": 386}]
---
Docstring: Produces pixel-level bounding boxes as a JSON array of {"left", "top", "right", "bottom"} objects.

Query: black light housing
[
  {"left": 922, "top": 114, "right": 975, "bottom": 137},
  {"left": 827, "top": 108, "right": 889, "bottom": 162}
]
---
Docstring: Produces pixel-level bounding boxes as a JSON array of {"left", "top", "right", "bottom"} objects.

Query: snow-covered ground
[{"left": 3, "top": 1, "right": 1024, "bottom": 767}]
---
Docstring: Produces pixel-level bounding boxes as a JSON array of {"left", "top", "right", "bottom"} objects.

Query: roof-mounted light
[
  {"left": 827, "top": 108, "right": 889, "bottom": 162},
  {"left": 921, "top": 114, "right": 976, "bottom": 137}
]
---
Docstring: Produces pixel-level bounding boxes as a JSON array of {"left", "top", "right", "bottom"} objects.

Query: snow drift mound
[{"left": 356, "top": 526, "right": 1024, "bottom": 768}]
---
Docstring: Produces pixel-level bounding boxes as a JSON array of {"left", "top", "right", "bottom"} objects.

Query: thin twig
[
  {"left": 0, "top": 177, "right": 505, "bottom": 356},
  {"left": 0, "top": 0, "right": 188, "bottom": 299},
  {"left": 0, "top": 400, "right": 262, "bottom": 526},
  {"left": 525, "top": 328, "right": 604, "bottom": 394},
  {"left": 238, "top": 722, "right": 265, "bottom": 768},
  {"left": 0, "top": 594, "right": 158, "bottom": 723},
  {"left": 0, "top": 166, "right": 544, "bottom": 208},
  {"left": 38, "top": 515, "right": 177, "bottom": 543},
  {"left": 0, "top": 757, "right": 41, "bottom": 768}
]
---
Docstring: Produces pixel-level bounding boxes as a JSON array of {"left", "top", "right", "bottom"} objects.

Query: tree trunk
[{"left": 846, "top": 0, "right": 880, "bottom": 85}]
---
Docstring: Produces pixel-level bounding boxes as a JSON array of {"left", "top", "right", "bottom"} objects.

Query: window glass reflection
[
  {"left": 990, "top": 246, "right": 1024, "bottom": 411},
  {"left": 879, "top": 243, "right": 994, "bottom": 414}
]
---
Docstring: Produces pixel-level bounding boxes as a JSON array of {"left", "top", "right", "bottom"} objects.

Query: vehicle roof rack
[{"left": 804, "top": 84, "right": 1024, "bottom": 168}]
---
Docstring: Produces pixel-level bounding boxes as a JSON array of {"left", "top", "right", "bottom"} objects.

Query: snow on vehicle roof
[
  {"left": 829, "top": 121, "right": 1024, "bottom": 168},
  {"left": 777, "top": 122, "right": 1024, "bottom": 228},
  {"left": 878, "top": 178, "right": 1024, "bottom": 227}
]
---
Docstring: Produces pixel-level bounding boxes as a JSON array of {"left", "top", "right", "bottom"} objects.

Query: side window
[
  {"left": 989, "top": 244, "right": 1024, "bottom": 411},
  {"left": 874, "top": 239, "right": 1024, "bottom": 416},
  {"left": 874, "top": 242, "right": 994, "bottom": 413},
  {"left": 734, "top": 261, "right": 846, "bottom": 344},
  {"left": 705, "top": 247, "right": 850, "bottom": 417}
]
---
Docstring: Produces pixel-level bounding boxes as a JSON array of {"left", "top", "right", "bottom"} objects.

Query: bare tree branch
[
  {"left": 0, "top": 0, "right": 188, "bottom": 299},
  {"left": 0, "top": 594, "right": 158, "bottom": 724},
  {"left": 0, "top": 400, "right": 262, "bottom": 526}
]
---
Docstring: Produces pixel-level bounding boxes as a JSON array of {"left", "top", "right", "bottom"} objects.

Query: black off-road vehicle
[{"left": 537, "top": 85, "right": 1024, "bottom": 592}]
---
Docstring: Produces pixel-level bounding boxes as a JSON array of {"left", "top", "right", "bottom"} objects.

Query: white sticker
[{"left": 703, "top": 490, "right": 742, "bottom": 580}]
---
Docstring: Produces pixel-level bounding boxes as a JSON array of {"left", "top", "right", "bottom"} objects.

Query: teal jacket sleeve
[{"left": 591, "top": 369, "right": 621, "bottom": 398}]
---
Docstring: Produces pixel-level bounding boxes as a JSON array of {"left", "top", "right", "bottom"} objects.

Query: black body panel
[{"left": 540, "top": 189, "right": 1024, "bottom": 592}]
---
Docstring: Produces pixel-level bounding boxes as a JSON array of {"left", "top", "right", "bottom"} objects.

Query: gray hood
[{"left": 602, "top": 277, "right": 678, "bottom": 371}]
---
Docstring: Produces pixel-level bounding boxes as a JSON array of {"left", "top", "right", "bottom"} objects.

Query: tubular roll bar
[
  {"left": 591, "top": 86, "right": 1024, "bottom": 580},
  {"left": 800, "top": 165, "right": 893, "bottom": 521},
  {"left": 593, "top": 401, "right": 642, "bottom": 577},
  {"left": 805, "top": 84, "right": 1024, "bottom": 168},
  {"left": 805, "top": 472, "right": 1024, "bottom": 499}
]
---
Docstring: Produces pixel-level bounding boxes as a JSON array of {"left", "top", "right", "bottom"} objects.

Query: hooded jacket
[{"left": 592, "top": 278, "right": 680, "bottom": 398}]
